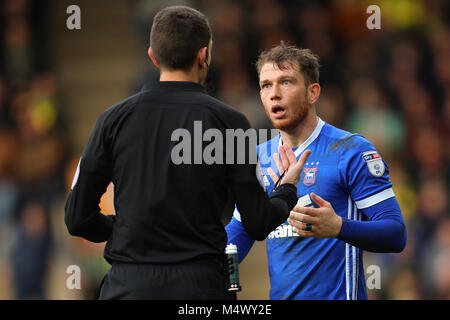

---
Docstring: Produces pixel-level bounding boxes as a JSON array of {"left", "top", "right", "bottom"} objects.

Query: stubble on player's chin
[
  {"left": 271, "top": 119, "right": 292, "bottom": 131},
  {"left": 269, "top": 111, "right": 309, "bottom": 132}
]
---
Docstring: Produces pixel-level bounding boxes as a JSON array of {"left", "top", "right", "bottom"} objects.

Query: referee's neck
[{"left": 159, "top": 69, "right": 202, "bottom": 84}]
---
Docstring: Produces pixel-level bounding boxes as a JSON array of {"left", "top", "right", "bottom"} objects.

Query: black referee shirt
[{"left": 65, "top": 81, "right": 297, "bottom": 264}]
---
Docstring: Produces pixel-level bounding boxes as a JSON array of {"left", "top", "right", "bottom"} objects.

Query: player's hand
[
  {"left": 267, "top": 145, "right": 311, "bottom": 187},
  {"left": 287, "top": 193, "right": 342, "bottom": 238}
]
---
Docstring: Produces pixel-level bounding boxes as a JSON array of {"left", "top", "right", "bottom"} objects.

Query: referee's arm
[
  {"left": 226, "top": 116, "right": 300, "bottom": 241},
  {"left": 65, "top": 114, "right": 115, "bottom": 243}
]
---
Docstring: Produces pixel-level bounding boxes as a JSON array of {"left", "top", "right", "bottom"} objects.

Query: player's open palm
[{"left": 267, "top": 145, "right": 311, "bottom": 187}]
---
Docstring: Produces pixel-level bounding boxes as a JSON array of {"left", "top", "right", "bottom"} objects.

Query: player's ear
[
  {"left": 308, "top": 83, "right": 321, "bottom": 104},
  {"left": 148, "top": 47, "right": 159, "bottom": 68}
]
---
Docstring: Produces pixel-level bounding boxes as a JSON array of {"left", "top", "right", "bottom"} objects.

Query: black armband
[{"left": 270, "top": 183, "right": 298, "bottom": 210}]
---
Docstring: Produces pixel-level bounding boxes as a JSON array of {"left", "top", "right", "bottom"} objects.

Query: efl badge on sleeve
[
  {"left": 303, "top": 167, "right": 318, "bottom": 186},
  {"left": 362, "top": 151, "right": 385, "bottom": 177}
]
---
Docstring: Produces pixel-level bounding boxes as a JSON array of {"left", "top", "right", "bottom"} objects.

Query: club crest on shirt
[
  {"left": 362, "top": 151, "right": 385, "bottom": 177},
  {"left": 303, "top": 167, "right": 318, "bottom": 186}
]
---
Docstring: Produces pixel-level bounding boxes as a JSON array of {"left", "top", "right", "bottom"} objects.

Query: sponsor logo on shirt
[
  {"left": 268, "top": 223, "right": 300, "bottom": 239},
  {"left": 362, "top": 151, "right": 380, "bottom": 161}
]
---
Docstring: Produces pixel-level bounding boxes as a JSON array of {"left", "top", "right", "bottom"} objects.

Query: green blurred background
[{"left": 0, "top": 0, "right": 449, "bottom": 299}]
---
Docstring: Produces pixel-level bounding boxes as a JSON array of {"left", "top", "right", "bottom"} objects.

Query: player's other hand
[
  {"left": 267, "top": 145, "right": 311, "bottom": 187},
  {"left": 288, "top": 193, "right": 343, "bottom": 238}
]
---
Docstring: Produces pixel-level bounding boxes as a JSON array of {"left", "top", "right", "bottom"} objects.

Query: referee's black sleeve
[
  {"left": 65, "top": 112, "right": 115, "bottom": 242},
  {"left": 226, "top": 115, "right": 297, "bottom": 241}
]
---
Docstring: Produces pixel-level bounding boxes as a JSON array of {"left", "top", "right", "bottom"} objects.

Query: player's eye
[
  {"left": 261, "top": 83, "right": 271, "bottom": 89},
  {"left": 282, "top": 80, "right": 291, "bottom": 86}
]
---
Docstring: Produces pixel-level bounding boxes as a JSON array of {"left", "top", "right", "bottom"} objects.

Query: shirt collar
[
  {"left": 278, "top": 117, "right": 325, "bottom": 157},
  {"left": 141, "top": 81, "right": 205, "bottom": 92}
]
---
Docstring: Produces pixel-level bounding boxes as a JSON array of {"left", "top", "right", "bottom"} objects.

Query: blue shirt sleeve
[
  {"left": 338, "top": 134, "right": 392, "bottom": 202},
  {"left": 336, "top": 135, "right": 406, "bottom": 252},
  {"left": 225, "top": 209, "right": 255, "bottom": 263},
  {"left": 337, "top": 197, "right": 407, "bottom": 252}
]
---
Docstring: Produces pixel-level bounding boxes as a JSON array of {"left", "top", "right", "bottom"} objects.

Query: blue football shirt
[{"left": 228, "top": 118, "right": 397, "bottom": 300}]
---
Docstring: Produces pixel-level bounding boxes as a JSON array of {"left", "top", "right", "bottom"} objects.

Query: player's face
[{"left": 259, "top": 62, "right": 310, "bottom": 131}]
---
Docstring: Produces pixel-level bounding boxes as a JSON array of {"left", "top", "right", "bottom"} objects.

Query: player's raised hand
[
  {"left": 267, "top": 144, "right": 311, "bottom": 187},
  {"left": 288, "top": 193, "right": 343, "bottom": 239}
]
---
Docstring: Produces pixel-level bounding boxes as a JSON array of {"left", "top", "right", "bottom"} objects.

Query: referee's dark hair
[{"left": 150, "top": 6, "right": 212, "bottom": 72}]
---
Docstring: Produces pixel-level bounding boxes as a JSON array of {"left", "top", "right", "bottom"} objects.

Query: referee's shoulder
[{"left": 97, "top": 91, "right": 142, "bottom": 124}]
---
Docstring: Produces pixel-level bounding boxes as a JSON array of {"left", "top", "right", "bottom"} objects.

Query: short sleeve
[{"left": 338, "top": 135, "right": 394, "bottom": 210}]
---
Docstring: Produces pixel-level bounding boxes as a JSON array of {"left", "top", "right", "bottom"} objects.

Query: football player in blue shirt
[{"left": 225, "top": 43, "right": 407, "bottom": 300}]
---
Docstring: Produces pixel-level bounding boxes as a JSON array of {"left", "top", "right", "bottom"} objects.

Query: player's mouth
[{"left": 271, "top": 105, "right": 286, "bottom": 119}]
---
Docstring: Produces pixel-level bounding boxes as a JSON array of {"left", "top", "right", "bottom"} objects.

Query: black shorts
[{"left": 98, "top": 258, "right": 236, "bottom": 300}]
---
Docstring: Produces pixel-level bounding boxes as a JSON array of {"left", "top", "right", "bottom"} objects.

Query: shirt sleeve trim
[
  {"left": 233, "top": 208, "right": 242, "bottom": 222},
  {"left": 355, "top": 187, "right": 395, "bottom": 209}
]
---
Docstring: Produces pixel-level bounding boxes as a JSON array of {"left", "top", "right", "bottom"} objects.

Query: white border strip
[
  {"left": 352, "top": 245, "right": 356, "bottom": 300},
  {"left": 351, "top": 202, "right": 358, "bottom": 300},
  {"left": 355, "top": 187, "right": 395, "bottom": 209},
  {"left": 71, "top": 158, "right": 81, "bottom": 190},
  {"left": 345, "top": 196, "right": 351, "bottom": 300},
  {"left": 356, "top": 209, "right": 361, "bottom": 300},
  {"left": 233, "top": 207, "right": 242, "bottom": 222}
]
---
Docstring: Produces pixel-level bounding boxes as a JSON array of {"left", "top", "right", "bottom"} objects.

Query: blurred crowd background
[{"left": 0, "top": 0, "right": 448, "bottom": 300}]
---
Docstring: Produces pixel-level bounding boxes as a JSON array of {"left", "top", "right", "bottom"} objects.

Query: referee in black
[{"left": 65, "top": 6, "right": 309, "bottom": 300}]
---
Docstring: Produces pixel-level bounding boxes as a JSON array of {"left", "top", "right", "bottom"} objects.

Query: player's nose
[{"left": 270, "top": 84, "right": 281, "bottom": 100}]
